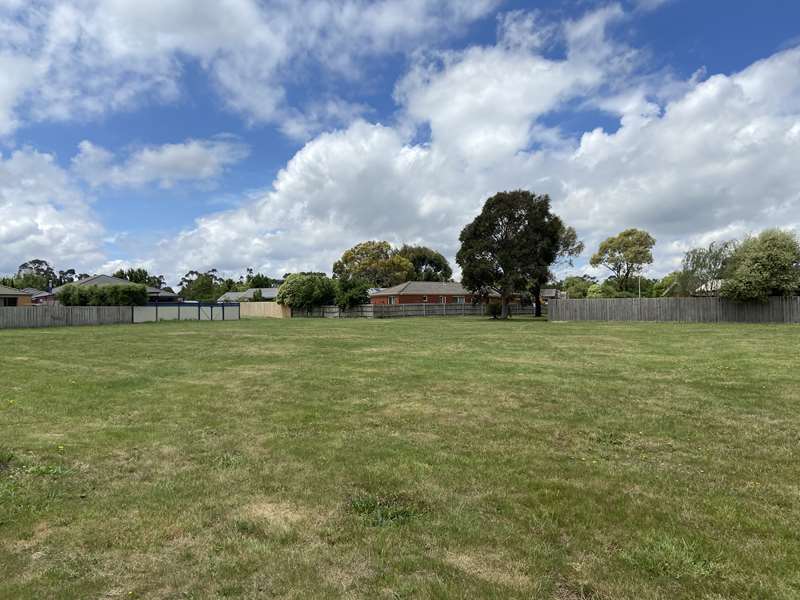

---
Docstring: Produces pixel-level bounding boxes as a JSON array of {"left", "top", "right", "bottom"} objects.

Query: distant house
[
  {"left": 21, "top": 288, "right": 56, "bottom": 304},
  {"left": 51, "top": 275, "right": 179, "bottom": 303},
  {"left": 0, "top": 285, "right": 33, "bottom": 307},
  {"left": 540, "top": 288, "right": 566, "bottom": 302},
  {"left": 369, "top": 281, "right": 502, "bottom": 305},
  {"left": 217, "top": 287, "right": 280, "bottom": 303}
]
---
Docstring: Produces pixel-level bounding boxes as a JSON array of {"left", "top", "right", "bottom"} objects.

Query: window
[
  {"left": 422, "top": 295, "right": 428, "bottom": 303},
  {"left": 388, "top": 296, "right": 398, "bottom": 305},
  {"left": 440, "top": 296, "right": 446, "bottom": 304},
  {"left": 2, "top": 298, "right": 18, "bottom": 307},
  {"left": 454, "top": 296, "right": 465, "bottom": 304}
]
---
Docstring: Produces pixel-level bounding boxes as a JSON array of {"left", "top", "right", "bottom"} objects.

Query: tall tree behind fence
[{"left": 548, "top": 296, "right": 800, "bottom": 323}]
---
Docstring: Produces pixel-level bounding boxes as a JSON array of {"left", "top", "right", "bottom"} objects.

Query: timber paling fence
[
  {"left": 548, "top": 296, "right": 800, "bottom": 323},
  {"left": 0, "top": 303, "right": 240, "bottom": 330},
  {"left": 288, "top": 303, "right": 534, "bottom": 319}
]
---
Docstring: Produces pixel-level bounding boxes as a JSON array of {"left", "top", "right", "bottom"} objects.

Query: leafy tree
[
  {"left": 562, "top": 275, "right": 596, "bottom": 299},
  {"left": 112, "top": 267, "right": 167, "bottom": 289},
  {"left": 456, "top": 190, "right": 567, "bottom": 319},
  {"left": 652, "top": 272, "right": 683, "bottom": 297},
  {"left": 14, "top": 259, "right": 55, "bottom": 289},
  {"left": 720, "top": 229, "right": 800, "bottom": 302},
  {"left": 334, "top": 277, "right": 371, "bottom": 309},
  {"left": 251, "top": 289, "right": 264, "bottom": 302},
  {"left": 530, "top": 224, "right": 585, "bottom": 315},
  {"left": 679, "top": 240, "right": 736, "bottom": 296},
  {"left": 590, "top": 229, "right": 656, "bottom": 291},
  {"left": 277, "top": 274, "right": 336, "bottom": 311},
  {"left": 332, "top": 241, "right": 415, "bottom": 287},
  {"left": 179, "top": 270, "right": 224, "bottom": 302},
  {"left": 396, "top": 245, "right": 452, "bottom": 282}
]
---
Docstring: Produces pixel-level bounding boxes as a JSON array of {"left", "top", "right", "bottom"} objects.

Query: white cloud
[
  {"left": 147, "top": 14, "right": 800, "bottom": 284},
  {"left": 72, "top": 137, "right": 249, "bottom": 188},
  {"left": 0, "top": 148, "right": 104, "bottom": 274},
  {"left": 0, "top": 0, "right": 498, "bottom": 139}
]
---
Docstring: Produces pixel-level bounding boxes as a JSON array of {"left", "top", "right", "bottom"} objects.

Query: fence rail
[
  {"left": 0, "top": 303, "right": 240, "bottom": 330},
  {"left": 549, "top": 296, "right": 800, "bottom": 323}
]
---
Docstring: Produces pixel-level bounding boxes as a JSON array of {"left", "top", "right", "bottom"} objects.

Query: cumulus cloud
[
  {"left": 0, "top": 0, "right": 497, "bottom": 139},
  {"left": 147, "top": 11, "right": 800, "bottom": 283},
  {"left": 72, "top": 137, "right": 249, "bottom": 188},
  {"left": 0, "top": 149, "right": 104, "bottom": 273}
]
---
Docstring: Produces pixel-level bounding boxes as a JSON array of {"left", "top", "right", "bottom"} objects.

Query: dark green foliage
[
  {"left": 276, "top": 273, "right": 336, "bottom": 310},
  {"left": 457, "top": 190, "right": 566, "bottom": 319},
  {"left": 396, "top": 245, "right": 453, "bottom": 281},
  {"left": 721, "top": 229, "right": 800, "bottom": 302},
  {"left": 112, "top": 267, "right": 166, "bottom": 289},
  {"left": 56, "top": 284, "right": 147, "bottom": 306},
  {"left": 179, "top": 270, "right": 224, "bottom": 302},
  {"left": 562, "top": 275, "right": 596, "bottom": 299},
  {"left": 486, "top": 302, "right": 502, "bottom": 318},
  {"left": 334, "top": 277, "right": 371, "bottom": 309}
]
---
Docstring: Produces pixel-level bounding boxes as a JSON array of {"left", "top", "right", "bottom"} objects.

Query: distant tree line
[{"left": 556, "top": 227, "right": 800, "bottom": 304}]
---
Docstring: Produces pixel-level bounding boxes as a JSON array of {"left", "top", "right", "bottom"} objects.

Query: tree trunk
[
  {"left": 532, "top": 281, "right": 542, "bottom": 317},
  {"left": 500, "top": 287, "right": 512, "bottom": 319}
]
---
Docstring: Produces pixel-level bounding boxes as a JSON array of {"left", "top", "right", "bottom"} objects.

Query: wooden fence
[
  {"left": 548, "top": 296, "right": 800, "bottom": 323},
  {"left": 239, "top": 302, "right": 291, "bottom": 319},
  {"left": 288, "top": 303, "right": 534, "bottom": 319},
  {"left": 0, "top": 303, "right": 240, "bottom": 330}
]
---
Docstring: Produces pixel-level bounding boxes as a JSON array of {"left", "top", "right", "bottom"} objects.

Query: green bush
[
  {"left": 57, "top": 284, "right": 148, "bottom": 306},
  {"left": 277, "top": 274, "right": 336, "bottom": 310}
]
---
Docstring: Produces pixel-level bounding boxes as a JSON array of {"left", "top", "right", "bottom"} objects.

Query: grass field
[{"left": 2, "top": 317, "right": 799, "bottom": 599}]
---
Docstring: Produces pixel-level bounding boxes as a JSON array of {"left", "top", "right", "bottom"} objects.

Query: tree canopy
[
  {"left": 179, "top": 270, "right": 225, "bottom": 302},
  {"left": 332, "top": 241, "right": 415, "bottom": 287},
  {"left": 720, "top": 229, "right": 800, "bottom": 302},
  {"left": 679, "top": 240, "right": 736, "bottom": 296},
  {"left": 456, "top": 190, "right": 569, "bottom": 319},
  {"left": 276, "top": 273, "right": 336, "bottom": 310},
  {"left": 590, "top": 228, "right": 655, "bottom": 291},
  {"left": 396, "top": 245, "right": 452, "bottom": 281},
  {"left": 112, "top": 267, "right": 167, "bottom": 289}
]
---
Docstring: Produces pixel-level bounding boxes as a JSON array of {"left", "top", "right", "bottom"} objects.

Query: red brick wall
[{"left": 371, "top": 294, "right": 477, "bottom": 305}]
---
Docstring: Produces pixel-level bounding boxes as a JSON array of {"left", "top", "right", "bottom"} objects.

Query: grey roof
[
  {"left": 370, "top": 281, "right": 500, "bottom": 297},
  {"left": 0, "top": 284, "right": 31, "bottom": 297},
  {"left": 217, "top": 287, "right": 280, "bottom": 302},
  {"left": 22, "top": 287, "right": 54, "bottom": 299},
  {"left": 52, "top": 275, "right": 178, "bottom": 298},
  {"left": 541, "top": 288, "right": 559, "bottom": 298}
]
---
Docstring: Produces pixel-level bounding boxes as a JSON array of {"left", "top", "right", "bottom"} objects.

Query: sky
[{"left": 2, "top": 0, "right": 800, "bottom": 286}]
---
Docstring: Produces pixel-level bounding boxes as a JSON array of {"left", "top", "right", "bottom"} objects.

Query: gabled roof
[
  {"left": 0, "top": 284, "right": 31, "bottom": 297},
  {"left": 52, "top": 275, "right": 178, "bottom": 298},
  {"left": 369, "top": 281, "right": 500, "bottom": 297},
  {"left": 217, "top": 287, "right": 280, "bottom": 302}
]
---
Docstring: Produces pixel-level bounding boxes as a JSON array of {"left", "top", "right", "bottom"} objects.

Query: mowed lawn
[{"left": 1, "top": 317, "right": 799, "bottom": 600}]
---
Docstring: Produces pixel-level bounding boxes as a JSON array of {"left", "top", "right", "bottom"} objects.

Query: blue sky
[{"left": 2, "top": 0, "right": 800, "bottom": 285}]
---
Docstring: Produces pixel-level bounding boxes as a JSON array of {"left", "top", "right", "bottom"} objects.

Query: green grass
[{"left": 1, "top": 317, "right": 799, "bottom": 599}]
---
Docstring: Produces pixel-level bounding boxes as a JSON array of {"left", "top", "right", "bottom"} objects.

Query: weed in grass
[
  {"left": 621, "top": 534, "right": 716, "bottom": 580},
  {"left": 0, "top": 447, "right": 16, "bottom": 472},
  {"left": 347, "top": 491, "right": 426, "bottom": 527}
]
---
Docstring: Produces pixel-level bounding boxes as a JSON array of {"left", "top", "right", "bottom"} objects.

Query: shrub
[
  {"left": 277, "top": 274, "right": 336, "bottom": 310},
  {"left": 487, "top": 302, "right": 502, "bottom": 319},
  {"left": 335, "top": 277, "right": 371, "bottom": 309},
  {"left": 57, "top": 284, "right": 148, "bottom": 306}
]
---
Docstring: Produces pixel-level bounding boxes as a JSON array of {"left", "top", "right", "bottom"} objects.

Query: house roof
[
  {"left": 22, "top": 287, "right": 54, "bottom": 299},
  {"left": 217, "top": 287, "right": 280, "bottom": 302},
  {"left": 0, "top": 284, "right": 32, "bottom": 297},
  {"left": 52, "top": 275, "right": 178, "bottom": 298},
  {"left": 369, "top": 281, "right": 501, "bottom": 297}
]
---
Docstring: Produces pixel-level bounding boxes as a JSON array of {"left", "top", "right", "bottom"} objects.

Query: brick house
[
  {"left": 369, "top": 281, "right": 501, "bottom": 305},
  {"left": 0, "top": 285, "right": 33, "bottom": 307}
]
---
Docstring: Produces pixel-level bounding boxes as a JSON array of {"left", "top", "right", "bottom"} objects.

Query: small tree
[
  {"left": 456, "top": 190, "right": 567, "bottom": 319},
  {"left": 590, "top": 229, "right": 655, "bottom": 291},
  {"left": 720, "top": 229, "right": 800, "bottom": 302},
  {"left": 562, "top": 275, "right": 596, "bottom": 299}
]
